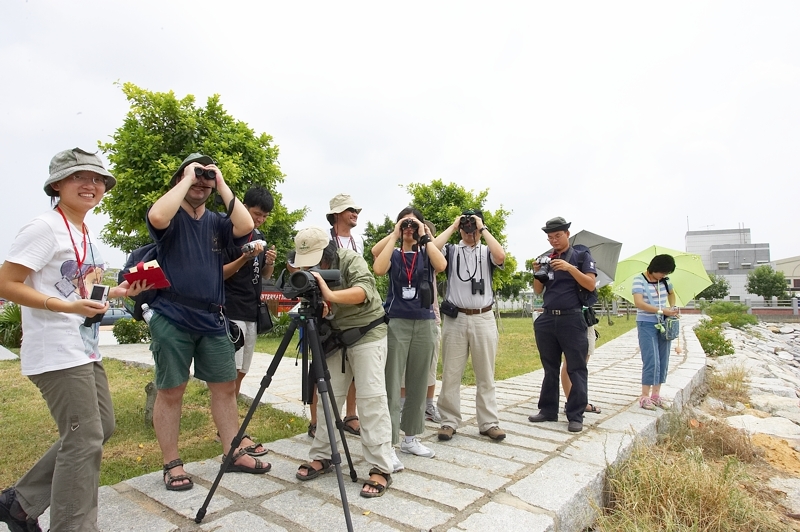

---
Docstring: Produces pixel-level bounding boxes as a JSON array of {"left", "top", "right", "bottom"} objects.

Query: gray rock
[
  {"left": 704, "top": 397, "right": 726, "bottom": 410},
  {"left": 769, "top": 477, "right": 800, "bottom": 514},
  {"left": 748, "top": 394, "right": 800, "bottom": 414},
  {"left": 726, "top": 415, "right": 800, "bottom": 441}
]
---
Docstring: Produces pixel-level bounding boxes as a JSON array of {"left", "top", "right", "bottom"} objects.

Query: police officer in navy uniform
[{"left": 528, "top": 217, "right": 597, "bottom": 433}]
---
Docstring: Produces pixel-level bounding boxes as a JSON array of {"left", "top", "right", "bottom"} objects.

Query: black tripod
[{"left": 194, "top": 300, "right": 358, "bottom": 531}]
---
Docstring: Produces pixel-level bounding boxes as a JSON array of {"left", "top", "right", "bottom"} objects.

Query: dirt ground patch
[{"left": 752, "top": 433, "right": 800, "bottom": 476}]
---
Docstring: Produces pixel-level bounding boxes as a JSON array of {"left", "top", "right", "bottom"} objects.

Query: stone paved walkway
[{"left": 40, "top": 316, "right": 705, "bottom": 531}]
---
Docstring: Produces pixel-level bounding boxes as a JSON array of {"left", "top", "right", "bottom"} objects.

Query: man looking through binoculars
[{"left": 433, "top": 210, "right": 507, "bottom": 442}]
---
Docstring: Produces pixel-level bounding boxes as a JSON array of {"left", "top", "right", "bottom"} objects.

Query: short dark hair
[
  {"left": 319, "top": 240, "right": 338, "bottom": 269},
  {"left": 243, "top": 186, "right": 274, "bottom": 213},
  {"left": 396, "top": 206, "right": 424, "bottom": 222},
  {"left": 462, "top": 208, "right": 484, "bottom": 222},
  {"left": 647, "top": 254, "right": 676, "bottom": 275}
]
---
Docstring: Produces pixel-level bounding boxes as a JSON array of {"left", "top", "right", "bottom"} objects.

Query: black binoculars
[
  {"left": 400, "top": 219, "right": 419, "bottom": 231},
  {"left": 194, "top": 167, "right": 216, "bottom": 180},
  {"left": 471, "top": 278, "right": 485, "bottom": 295}
]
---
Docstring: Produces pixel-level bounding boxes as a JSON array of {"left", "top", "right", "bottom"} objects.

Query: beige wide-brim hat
[
  {"left": 326, "top": 193, "right": 361, "bottom": 225},
  {"left": 293, "top": 226, "right": 330, "bottom": 268},
  {"left": 44, "top": 148, "right": 116, "bottom": 197}
]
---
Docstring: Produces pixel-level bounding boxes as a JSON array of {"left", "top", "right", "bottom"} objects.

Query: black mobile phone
[{"left": 83, "top": 284, "right": 110, "bottom": 327}]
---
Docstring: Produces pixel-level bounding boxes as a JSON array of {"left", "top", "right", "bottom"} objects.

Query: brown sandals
[
  {"left": 224, "top": 448, "right": 272, "bottom": 474},
  {"left": 360, "top": 468, "right": 392, "bottom": 498},
  {"left": 163, "top": 459, "right": 193, "bottom": 491}
]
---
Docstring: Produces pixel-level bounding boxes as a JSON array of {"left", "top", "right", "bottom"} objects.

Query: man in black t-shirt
[{"left": 223, "top": 186, "right": 276, "bottom": 398}]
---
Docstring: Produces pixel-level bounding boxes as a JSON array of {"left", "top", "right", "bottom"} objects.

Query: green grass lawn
[
  {"left": 255, "top": 315, "right": 637, "bottom": 385},
  {"left": 0, "top": 357, "right": 307, "bottom": 488}
]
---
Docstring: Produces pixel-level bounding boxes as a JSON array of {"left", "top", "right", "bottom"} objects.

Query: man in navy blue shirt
[
  {"left": 529, "top": 217, "right": 597, "bottom": 433},
  {"left": 146, "top": 154, "right": 270, "bottom": 492}
]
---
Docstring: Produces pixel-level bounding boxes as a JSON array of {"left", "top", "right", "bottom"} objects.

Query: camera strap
[{"left": 331, "top": 314, "right": 389, "bottom": 373}]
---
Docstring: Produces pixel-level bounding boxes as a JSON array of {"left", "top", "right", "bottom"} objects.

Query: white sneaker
[
  {"left": 425, "top": 404, "right": 441, "bottom": 423},
  {"left": 400, "top": 438, "right": 436, "bottom": 458},
  {"left": 390, "top": 448, "right": 405, "bottom": 472}
]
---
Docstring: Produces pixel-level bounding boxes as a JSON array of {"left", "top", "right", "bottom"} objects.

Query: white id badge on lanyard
[{"left": 402, "top": 286, "right": 416, "bottom": 300}]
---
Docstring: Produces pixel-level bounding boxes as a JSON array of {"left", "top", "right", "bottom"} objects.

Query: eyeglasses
[
  {"left": 344, "top": 207, "right": 359, "bottom": 214},
  {"left": 546, "top": 232, "right": 566, "bottom": 241},
  {"left": 71, "top": 174, "right": 107, "bottom": 187}
]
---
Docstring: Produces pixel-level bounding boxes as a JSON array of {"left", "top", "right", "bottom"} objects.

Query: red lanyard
[
  {"left": 400, "top": 250, "right": 418, "bottom": 287},
  {"left": 56, "top": 206, "right": 88, "bottom": 298}
]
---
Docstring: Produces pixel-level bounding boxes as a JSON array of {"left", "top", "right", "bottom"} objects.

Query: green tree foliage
[
  {"left": 362, "top": 215, "right": 395, "bottom": 299},
  {"left": 745, "top": 265, "right": 788, "bottom": 300},
  {"left": 495, "top": 269, "right": 531, "bottom": 300},
  {"left": 703, "top": 301, "right": 758, "bottom": 329},
  {"left": 0, "top": 302, "right": 22, "bottom": 348},
  {"left": 98, "top": 82, "right": 306, "bottom": 263},
  {"left": 597, "top": 284, "right": 615, "bottom": 325},
  {"left": 403, "top": 179, "right": 514, "bottom": 291},
  {"left": 696, "top": 273, "right": 730, "bottom": 301}
]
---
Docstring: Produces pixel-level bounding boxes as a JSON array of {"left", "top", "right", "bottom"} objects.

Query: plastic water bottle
[{"left": 141, "top": 303, "right": 153, "bottom": 324}]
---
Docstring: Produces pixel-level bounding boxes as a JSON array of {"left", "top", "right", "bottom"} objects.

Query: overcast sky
[{"left": 2, "top": 0, "right": 798, "bottom": 272}]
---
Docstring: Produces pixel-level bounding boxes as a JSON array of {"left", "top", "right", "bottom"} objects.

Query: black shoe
[
  {"left": 0, "top": 488, "right": 41, "bottom": 532},
  {"left": 568, "top": 421, "right": 583, "bottom": 433},
  {"left": 528, "top": 413, "right": 558, "bottom": 423}
]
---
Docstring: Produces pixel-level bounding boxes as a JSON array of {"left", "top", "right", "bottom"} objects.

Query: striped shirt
[{"left": 632, "top": 273, "right": 673, "bottom": 323}]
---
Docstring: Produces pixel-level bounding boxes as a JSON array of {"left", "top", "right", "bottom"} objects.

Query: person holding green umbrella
[{"left": 632, "top": 254, "right": 679, "bottom": 410}]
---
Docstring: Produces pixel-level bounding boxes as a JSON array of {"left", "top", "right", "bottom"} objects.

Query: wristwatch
[{"left": 479, "top": 227, "right": 486, "bottom": 234}]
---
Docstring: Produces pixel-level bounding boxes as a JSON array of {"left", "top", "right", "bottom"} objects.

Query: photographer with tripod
[{"left": 291, "top": 227, "right": 394, "bottom": 498}]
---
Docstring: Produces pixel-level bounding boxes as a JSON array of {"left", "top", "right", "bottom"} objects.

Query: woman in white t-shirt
[{"left": 0, "top": 148, "right": 147, "bottom": 532}]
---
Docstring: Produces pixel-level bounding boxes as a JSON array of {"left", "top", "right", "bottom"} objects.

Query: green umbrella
[{"left": 612, "top": 245, "right": 712, "bottom": 307}]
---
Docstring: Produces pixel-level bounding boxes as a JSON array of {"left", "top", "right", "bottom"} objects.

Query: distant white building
[
  {"left": 685, "top": 227, "right": 770, "bottom": 302},
  {"left": 774, "top": 255, "right": 800, "bottom": 297}
]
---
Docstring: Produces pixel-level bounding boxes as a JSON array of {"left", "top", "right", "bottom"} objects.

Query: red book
[{"left": 123, "top": 260, "right": 171, "bottom": 290}]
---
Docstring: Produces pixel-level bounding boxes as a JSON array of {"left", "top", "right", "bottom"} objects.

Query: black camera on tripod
[
  {"left": 282, "top": 268, "right": 342, "bottom": 300},
  {"left": 194, "top": 166, "right": 217, "bottom": 180}
]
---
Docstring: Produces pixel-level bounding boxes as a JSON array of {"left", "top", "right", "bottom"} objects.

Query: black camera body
[
  {"left": 194, "top": 166, "right": 216, "bottom": 181},
  {"left": 283, "top": 268, "right": 342, "bottom": 300},
  {"left": 534, "top": 256, "right": 552, "bottom": 283},
  {"left": 471, "top": 278, "right": 485, "bottom": 295}
]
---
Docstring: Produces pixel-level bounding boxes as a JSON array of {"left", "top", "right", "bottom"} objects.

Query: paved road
[{"left": 40, "top": 316, "right": 705, "bottom": 531}]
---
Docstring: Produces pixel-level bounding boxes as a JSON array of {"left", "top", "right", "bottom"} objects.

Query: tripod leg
[
  {"left": 194, "top": 319, "right": 299, "bottom": 524},
  {"left": 306, "top": 320, "right": 354, "bottom": 532},
  {"left": 307, "top": 325, "right": 358, "bottom": 482}
]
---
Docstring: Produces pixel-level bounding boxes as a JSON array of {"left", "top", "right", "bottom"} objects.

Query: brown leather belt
[{"left": 458, "top": 304, "right": 493, "bottom": 315}]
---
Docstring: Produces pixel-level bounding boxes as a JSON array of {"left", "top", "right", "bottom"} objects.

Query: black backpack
[
  {"left": 570, "top": 244, "right": 599, "bottom": 307},
  {"left": 564, "top": 244, "right": 599, "bottom": 326},
  {"left": 118, "top": 243, "right": 159, "bottom": 321}
]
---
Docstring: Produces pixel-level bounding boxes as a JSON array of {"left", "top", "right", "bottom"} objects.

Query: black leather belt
[
  {"left": 542, "top": 308, "right": 582, "bottom": 315},
  {"left": 458, "top": 304, "right": 493, "bottom": 315}
]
